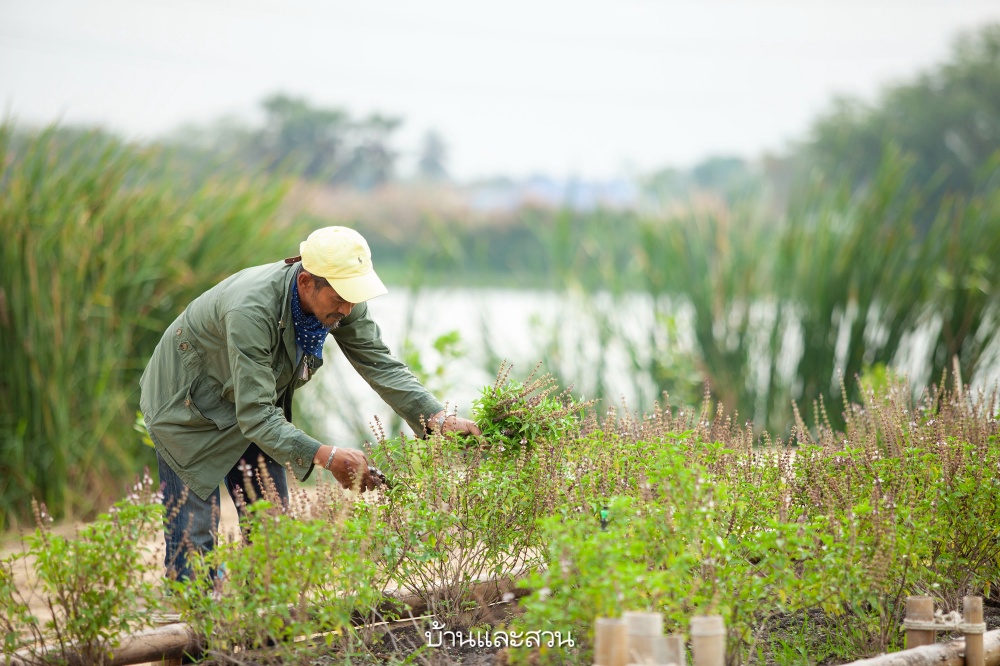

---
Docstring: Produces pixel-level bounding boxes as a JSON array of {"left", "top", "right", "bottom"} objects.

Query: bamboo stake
[
  {"left": 623, "top": 611, "right": 663, "bottom": 665},
  {"left": 965, "top": 596, "right": 985, "bottom": 666},
  {"left": 690, "top": 616, "right": 724, "bottom": 666},
  {"left": 664, "top": 633, "right": 686, "bottom": 666},
  {"left": 651, "top": 636, "right": 670, "bottom": 664},
  {"left": 906, "top": 596, "right": 936, "bottom": 649},
  {"left": 595, "top": 617, "right": 629, "bottom": 666}
]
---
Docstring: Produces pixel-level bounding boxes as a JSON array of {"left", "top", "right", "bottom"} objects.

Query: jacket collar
[
  {"left": 279, "top": 263, "right": 328, "bottom": 372},
  {"left": 279, "top": 263, "right": 298, "bottom": 367}
]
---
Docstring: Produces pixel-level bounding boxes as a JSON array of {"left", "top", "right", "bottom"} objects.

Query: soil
[
  {"left": 349, "top": 622, "right": 507, "bottom": 665},
  {"left": 0, "top": 496, "right": 243, "bottom": 627},
  {"left": 195, "top": 612, "right": 526, "bottom": 666}
]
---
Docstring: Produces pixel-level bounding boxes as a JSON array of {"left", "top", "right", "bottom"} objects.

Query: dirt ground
[
  {"left": 193, "top": 611, "right": 521, "bottom": 665},
  {"left": 2, "top": 494, "right": 243, "bottom": 666},
  {"left": 1, "top": 495, "right": 242, "bottom": 625}
]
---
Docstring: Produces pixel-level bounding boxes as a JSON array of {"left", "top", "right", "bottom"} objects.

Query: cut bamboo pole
[
  {"left": 651, "top": 635, "right": 670, "bottom": 664},
  {"left": 905, "top": 596, "right": 936, "bottom": 649},
  {"left": 689, "top": 615, "right": 724, "bottom": 666},
  {"left": 965, "top": 596, "right": 985, "bottom": 666},
  {"left": 842, "top": 629, "right": 1000, "bottom": 666},
  {"left": 663, "top": 633, "right": 686, "bottom": 666},
  {"left": 623, "top": 611, "right": 664, "bottom": 665},
  {"left": 595, "top": 617, "right": 629, "bottom": 666}
]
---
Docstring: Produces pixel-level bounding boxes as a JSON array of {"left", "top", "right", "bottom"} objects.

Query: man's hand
[
  {"left": 314, "top": 445, "right": 377, "bottom": 491},
  {"left": 428, "top": 410, "right": 482, "bottom": 436}
]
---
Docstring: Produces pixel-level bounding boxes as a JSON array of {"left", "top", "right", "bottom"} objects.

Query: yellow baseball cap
[{"left": 297, "top": 227, "right": 388, "bottom": 303}]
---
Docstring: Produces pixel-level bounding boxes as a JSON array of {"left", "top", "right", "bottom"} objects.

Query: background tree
[
  {"left": 257, "top": 94, "right": 347, "bottom": 180},
  {"left": 416, "top": 130, "right": 449, "bottom": 181},
  {"left": 334, "top": 113, "right": 401, "bottom": 189},
  {"left": 802, "top": 24, "right": 1000, "bottom": 215},
  {"left": 164, "top": 94, "right": 405, "bottom": 189}
]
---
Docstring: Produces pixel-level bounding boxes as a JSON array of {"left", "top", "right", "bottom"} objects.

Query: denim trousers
[{"left": 157, "top": 443, "right": 289, "bottom": 582}]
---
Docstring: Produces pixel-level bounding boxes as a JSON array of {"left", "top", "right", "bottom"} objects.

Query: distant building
[{"left": 465, "top": 175, "right": 639, "bottom": 212}]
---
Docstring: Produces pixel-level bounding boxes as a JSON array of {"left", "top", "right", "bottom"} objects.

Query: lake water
[
  {"left": 301, "top": 287, "right": 1000, "bottom": 447},
  {"left": 303, "top": 287, "right": 673, "bottom": 445}
]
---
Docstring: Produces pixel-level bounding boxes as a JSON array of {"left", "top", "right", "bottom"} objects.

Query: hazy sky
[{"left": 2, "top": 0, "right": 999, "bottom": 180}]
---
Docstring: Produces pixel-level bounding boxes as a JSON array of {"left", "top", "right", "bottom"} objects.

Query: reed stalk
[{"left": 0, "top": 125, "right": 289, "bottom": 528}]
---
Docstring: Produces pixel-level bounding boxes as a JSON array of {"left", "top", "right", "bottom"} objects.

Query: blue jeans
[{"left": 157, "top": 443, "right": 289, "bottom": 582}]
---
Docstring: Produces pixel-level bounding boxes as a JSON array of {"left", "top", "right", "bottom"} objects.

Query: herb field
[{"left": 4, "top": 367, "right": 999, "bottom": 665}]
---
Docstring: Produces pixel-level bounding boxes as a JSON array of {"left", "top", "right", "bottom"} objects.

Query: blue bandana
[{"left": 290, "top": 278, "right": 328, "bottom": 359}]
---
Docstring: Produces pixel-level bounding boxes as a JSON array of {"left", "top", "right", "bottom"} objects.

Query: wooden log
[
  {"left": 965, "top": 596, "right": 985, "bottom": 666},
  {"left": 4, "top": 576, "right": 532, "bottom": 666},
  {"left": 6, "top": 623, "right": 202, "bottom": 666},
  {"left": 594, "top": 617, "right": 628, "bottom": 666},
  {"left": 379, "top": 576, "right": 531, "bottom": 620},
  {"left": 689, "top": 615, "right": 724, "bottom": 666},
  {"left": 842, "top": 629, "right": 1000, "bottom": 666},
  {"left": 905, "top": 596, "right": 936, "bottom": 649}
]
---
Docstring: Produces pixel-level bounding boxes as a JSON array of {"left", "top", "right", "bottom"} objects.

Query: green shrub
[
  {"left": 1, "top": 474, "right": 163, "bottom": 664},
  {"left": 470, "top": 361, "right": 593, "bottom": 454},
  {"left": 170, "top": 482, "right": 384, "bottom": 663},
  {"left": 509, "top": 378, "right": 1000, "bottom": 664},
  {"left": 370, "top": 428, "right": 552, "bottom": 627}
]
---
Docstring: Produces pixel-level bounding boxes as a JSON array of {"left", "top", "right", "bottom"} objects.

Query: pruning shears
[{"left": 369, "top": 465, "right": 392, "bottom": 490}]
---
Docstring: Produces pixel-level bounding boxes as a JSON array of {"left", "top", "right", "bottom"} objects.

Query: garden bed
[{"left": 5, "top": 370, "right": 1000, "bottom": 665}]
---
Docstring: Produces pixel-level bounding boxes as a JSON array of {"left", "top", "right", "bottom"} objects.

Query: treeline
[
  {"left": 802, "top": 24, "right": 1000, "bottom": 213},
  {"left": 646, "top": 24, "right": 1000, "bottom": 211},
  {"left": 160, "top": 24, "right": 1000, "bottom": 212},
  {"left": 168, "top": 94, "right": 449, "bottom": 188}
]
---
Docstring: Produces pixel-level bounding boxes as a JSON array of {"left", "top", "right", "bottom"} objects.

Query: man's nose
[{"left": 338, "top": 302, "right": 354, "bottom": 317}]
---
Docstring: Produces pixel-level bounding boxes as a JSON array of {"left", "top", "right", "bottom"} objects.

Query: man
[{"left": 140, "top": 226, "right": 480, "bottom": 581}]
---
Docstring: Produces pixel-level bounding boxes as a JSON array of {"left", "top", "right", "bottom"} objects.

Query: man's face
[{"left": 299, "top": 274, "right": 354, "bottom": 330}]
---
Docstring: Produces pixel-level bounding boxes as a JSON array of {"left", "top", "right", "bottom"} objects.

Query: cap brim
[{"left": 328, "top": 270, "right": 388, "bottom": 304}]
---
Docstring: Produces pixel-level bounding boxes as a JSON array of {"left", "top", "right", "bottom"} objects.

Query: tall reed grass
[
  {"left": 635, "top": 149, "right": 1000, "bottom": 431},
  {"left": 0, "top": 125, "right": 289, "bottom": 529},
  {"left": 333, "top": 161, "right": 1000, "bottom": 435}
]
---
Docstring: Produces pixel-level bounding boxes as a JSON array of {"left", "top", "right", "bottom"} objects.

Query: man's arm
[
  {"left": 312, "top": 444, "right": 377, "bottom": 491},
  {"left": 224, "top": 309, "right": 376, "bottom": 488},
  {"left": 331, "top": 303, "right": 479, "bottom": 436},
  {"left": 424, "top": 410, "right": 482, "bottom": 436}
]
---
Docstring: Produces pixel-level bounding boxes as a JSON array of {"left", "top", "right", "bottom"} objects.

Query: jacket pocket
[
  {"left": 189, "top": 376, "right": 239, "bottom": 430},
  {"left": 177, "top": 334, "right": 204, "bottom": 372}
]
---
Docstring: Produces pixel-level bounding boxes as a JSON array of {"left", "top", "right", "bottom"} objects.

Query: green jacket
[{"left": 139, "top": 260, "right": 443, "bottom": 500}]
